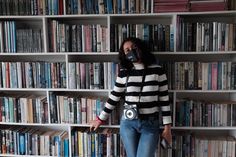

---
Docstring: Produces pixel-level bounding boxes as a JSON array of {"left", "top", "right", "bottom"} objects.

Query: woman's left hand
[{"left": 161, "top": 124, "right": 172, "bottom": 144}]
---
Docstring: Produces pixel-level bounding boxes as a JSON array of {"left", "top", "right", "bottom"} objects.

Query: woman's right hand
[{"left": 89, "top": 117, "right": 103, "bottom": 132}]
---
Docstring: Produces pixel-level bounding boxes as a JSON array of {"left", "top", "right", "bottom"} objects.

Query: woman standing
[{"left": 90, "top": 37, "right": 172, "bottom": 157}]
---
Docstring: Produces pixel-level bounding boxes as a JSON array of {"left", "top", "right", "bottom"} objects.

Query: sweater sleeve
[
  {"left": 158, "top": 68, "right": 172, "bottom": 125},
  {"left": 98, "top": 72, "right": 126, "bottom": 121}
]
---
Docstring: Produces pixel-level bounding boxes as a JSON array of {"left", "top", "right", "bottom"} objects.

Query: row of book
[
  {"left": 162, "top": 61, "right": 236, "bottom": 90},
  {"left": 67, "top": 0, "right": 152, "bottom": 14},
  {"left": 3, "top": 61, "right": 236, "bottom": 91},
  {"left": 178, "top": 21, "right": 236, "bottom": 52},
  {"left": 0, "top": 61, "right": 119, "bottom": 90},
  {"left": 0, "top": 0, "right": 33, "bottom": 15},
  {"left": 153, "top": 0, "right": 229, "bottom": 13},
  {"left": 49, "top": 94, "right": 121, "bottom": 125},
  {"left": 0, "top": 127, "right": 69, "bottom": 156},
  {"left": 0, "top": 62, "right": 66, "bottom": 89},
  {"left": 0, "top": 96, "right": 48, "bottom": 124},
  {"left": 0, "top": 20, "right": 175, "bottom": 53},
  {"left": 71, "top": 128, "right": 125, "bottom": 157},
  {"left": 4, "top": 19, "right": 236, "bottom": 53},
  {"left": 172, "top": 134, "right": 236, "bottom": 157},
  {"left": 110, "top": 24, "right": 174, "bottom": 52},
  {"left": 1, "top": 0, "right": 232, "bottom": 16},
  {"left": 48, "top": 21, "right": 108, "bottom": 53},
  {"left": 49, "top": 94, "right": 104, "bottom": 124},
  {"left": 0, "top": 0, "right": 64, "bottom": 15},
  {"left": 72, "top": 129, "right": 236, "bottom": 157},
  {"left": 2, "top": 127, "right": 235, "bottom": 157},
  {"left": 0, "top": 0, "right": 152, "bottom": 15},
  {"left": 176, "top": 99, "right": 236, "bottom": 127},
  {"left": 0, "top": 21, "right": 43, "bottom": 53},
  {"left": 68, "top": 62, "right": 118, "bottom": 90}
]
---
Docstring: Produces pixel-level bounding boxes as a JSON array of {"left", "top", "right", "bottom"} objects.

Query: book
[
  {"left": 190, "top": 1, "right": 228, "bottom": 11},
  {"left": 154, "top": 2, "right": 189, "bottom": 13}
]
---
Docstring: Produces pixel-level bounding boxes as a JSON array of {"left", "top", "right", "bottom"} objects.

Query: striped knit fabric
[{"left": 99, "top": 63, "right": 172, "bottom": 125}]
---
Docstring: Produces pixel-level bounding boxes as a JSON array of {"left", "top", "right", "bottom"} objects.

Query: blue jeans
[{"left": 120, "top": 116, "right": 160, "bottom": 157}]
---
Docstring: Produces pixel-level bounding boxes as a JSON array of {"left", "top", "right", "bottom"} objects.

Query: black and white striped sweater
[{"left": 99, "top": 63, "right": 172, "bottom": 125}]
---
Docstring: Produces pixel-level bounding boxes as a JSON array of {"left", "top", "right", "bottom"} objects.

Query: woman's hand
[
  {"left": 89, "top": 116, "right": 104, "bottom": 132},
  {"left": 161, "top": 124, "right": 172, "bottom": 145}
]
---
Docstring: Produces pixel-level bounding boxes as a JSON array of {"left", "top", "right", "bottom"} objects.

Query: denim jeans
[{"left": 120, "top": 116, "right": 160, "bottom": 157}]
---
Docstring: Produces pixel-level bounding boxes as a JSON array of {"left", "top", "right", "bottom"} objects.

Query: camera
[{"left": 123, "top": 104, "right": 138, "bottom": 120}]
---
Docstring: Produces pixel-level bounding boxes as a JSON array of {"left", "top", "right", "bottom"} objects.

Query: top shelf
[{"left": 1, "top": 10, "right": 236, "bottom": 18}]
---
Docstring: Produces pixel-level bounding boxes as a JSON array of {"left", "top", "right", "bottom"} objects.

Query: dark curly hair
[{"left": 118, "top": 37, "right": 156, "bottom": 70}]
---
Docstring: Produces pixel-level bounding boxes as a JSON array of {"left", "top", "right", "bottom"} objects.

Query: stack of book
[
  {"left": 153, "top": 0, "right": 190, "bottom": 13},
  {"left": 190, "top": 0, "right": 228, "bottom": 12}
]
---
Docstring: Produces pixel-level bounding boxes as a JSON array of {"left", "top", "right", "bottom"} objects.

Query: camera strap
[
  {"left": 124, "top": 70, "right": 146, "bottom": 105},
  {"left": 138, "top": 70, "right": 146, "bottom": 104}
]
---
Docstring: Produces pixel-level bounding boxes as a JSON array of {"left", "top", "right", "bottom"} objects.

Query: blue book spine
[
  {"left": 8, "top": 97, "right": 14, "bottom": 122},
  {"left": 12, "top": 21, "right": 16, "bottom": 52},
  {"left": 7, "top": 21, "right": 11, "bottom": 52},
  {"left": 54, "top": 135, "right": 61, "bottom": 156},
  {"left": 170, "top": 24, "right": 174, "bottom": 52},
  {"left": 48, "top": 62, "right": 52, "bottom": 88},
  {"left": 73, "top": 0, "right": 78, "bottom": 14},
  {"left": 64, "top": 138, "right": 69, "bottom": 157},
  {"left": 117, "top": 0, "right": 122, "bottom": 14},
  {"left": 107, "top": 0, "right": 113, "bottom": 14},
  {"left": 54, "top": 0, "right": 58, "bottom": 15},
  {"left": 48, "top": 0, "right": 51, "bottom": 15},
  {"left": 208, "top": 63, "right": 212, "bottom": 90},
  {"left": 19, "top": 133, "right": 25, "bottom": 155},
  {"left": 94, "top": 0, "right": 99, "bottom": 14},
  {"left": 45, "top": 62, "right": 50, "bottom": 88},
  {"left": 4, "top": 97, "right": 9, "bottom": 122}
]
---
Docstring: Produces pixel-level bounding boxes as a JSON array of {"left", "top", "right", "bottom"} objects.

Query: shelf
[
  {"left": 173, "top": 126, "right": 236, "bottom": 137},
  {"left": 0, "top": 122, "right": 68, "bottom": 131},
  {"left": 0, "top": 88, "right": 48, "bottom": 96},
  {"left": 155, "top": 51, "right": 236, "bottom": 62},
  {"left": 172, "top": 89, "right": 236, "bottom": 93},
  {"left": 0, "top": 53, "right": 66, "bottom": 62},
  {"left": 67, "top": 52, "right": 119, "bottom": 62},
  {"left": 0, "top": 88, "right": 111, "bottom": 97},
  {"left": 172, "top": 90, "right": 236, "bottom": 102},
  {"left": 49, "top": 89, "right": 110, "bottom": 98},
  {"left": 71, "top": 124, "right": 120, "bottom": 129},
  {"left": 110, "top": 14, "right": 174, "bottom": 25},
  {"left": 1, "top": 8, "right": 236, "bottom": 157},
  {"left": 45, "top": 15, "right": 108, "bottom": 25},
  {"left": 2, "top": 52, "right": 236, "bottom": 62},
  {"left": 173, "top": 126, "right": 236, "bottom": 130}
]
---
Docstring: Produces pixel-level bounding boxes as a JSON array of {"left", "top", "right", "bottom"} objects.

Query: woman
[{"left": 90, "top": 37, "right": 172, "bottom": 157}]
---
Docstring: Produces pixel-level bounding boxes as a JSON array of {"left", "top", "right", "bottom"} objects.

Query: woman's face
[
  {"left": 123, "top": 41, "right": 141, "bottom": 63},
  {"left": 123, "top": 41, "right": 136, "bottom": 54}
]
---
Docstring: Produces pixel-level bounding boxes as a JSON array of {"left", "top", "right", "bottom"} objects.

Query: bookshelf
[{"left": 0, "top": 1, "right": 236, "bottom": 157}]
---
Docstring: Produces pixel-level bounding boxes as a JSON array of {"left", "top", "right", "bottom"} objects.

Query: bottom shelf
[{"left": 1, "top": 125, "right": 236, "bottom": 157}]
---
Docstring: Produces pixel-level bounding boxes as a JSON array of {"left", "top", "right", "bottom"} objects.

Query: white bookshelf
[{"left": 1, "top": 7, "right": 236, "bottom": 157}]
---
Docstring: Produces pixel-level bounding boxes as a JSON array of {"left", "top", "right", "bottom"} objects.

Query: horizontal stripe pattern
[{"left": 99, "top": 63, "right": 172, "bottom": 124}]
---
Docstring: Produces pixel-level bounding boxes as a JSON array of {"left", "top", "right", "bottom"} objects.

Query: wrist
[
  {"left": 164, "top": 124, "right": 171, "bottom": 130},
  {"left": 96, "top": 116, "right": 105, "bottom": 124}
]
